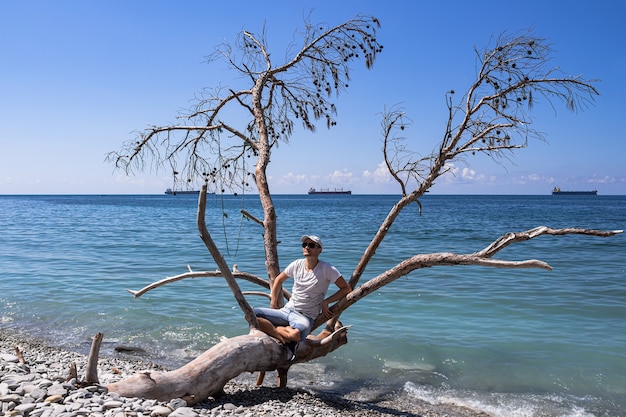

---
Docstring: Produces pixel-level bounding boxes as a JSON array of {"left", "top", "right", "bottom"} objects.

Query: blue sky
[{"left": 1, "top": 0, "right": 624, "bottom": 195}]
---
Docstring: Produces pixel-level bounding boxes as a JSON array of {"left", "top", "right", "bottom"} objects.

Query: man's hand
[{"left": 321, "top": 301, "right": 334, "bottom": 319}]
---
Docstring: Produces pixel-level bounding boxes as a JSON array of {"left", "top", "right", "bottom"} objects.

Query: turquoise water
[{"left": 1, "top": 194, "right": 624, "bottom": 416}]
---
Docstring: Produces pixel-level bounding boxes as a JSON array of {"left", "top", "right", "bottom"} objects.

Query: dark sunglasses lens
[{"left": 301, "top": 242, "right": 317, "bottom": 248}]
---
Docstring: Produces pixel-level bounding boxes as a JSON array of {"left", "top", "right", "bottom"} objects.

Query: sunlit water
[{"left": 1, "top": 194, "right": 624, "bottom": 416}]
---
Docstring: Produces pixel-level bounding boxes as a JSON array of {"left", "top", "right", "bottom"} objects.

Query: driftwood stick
[
  {"left": 243, "top": 291, "right": 271, "bottom": 299},
  {"left": 85, "top": 333, "right": 103, "bottom": 384},
  {"left": 255, "top": 371, "right": 266, "bottom": 386},
  {"left": 67, "top": 362, "right": 78, "bottom": 382},
  {"left": 13, "top": 345, "right": 25, "bottom": 364},
  {"left": 197, "top": 184, "right": 258, "bottom": 330},
  {"left": 126, "top": 270, "right": 270, "bottom": 298},
  {"left": 241, "top": 209, "right": 264, "bottom": 226}
]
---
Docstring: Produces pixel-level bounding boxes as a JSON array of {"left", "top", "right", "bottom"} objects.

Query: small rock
[
  {"left": 44, "top": 394, "right": 64, "bottom": 403},
  {"left": 102, "top": 400, "right": 124, "bottom": 410},
  {"left": 29, "top": 387, "right": 48, "bottom": 401},
  {"left": 150, "top": 405, "right": 173, "bottom": 417},
  {"left": 222, "top": 403, "right": 237, "bottom": 411},
  {"left": 169, "top": 407, "right": 199, "bottom": 417},
  {"left": 168, "top": 398, "right": 187, "bottom": 410},
  {"left": 14, "top": 403, "right": 38, "bottom": 414},
  {"left": 1, "top": 353, "right": 19, "bottom": 363},
  {"left": 0, "top": 394, "right": 22, "bottom": 402},
  {"left": 46, "top": 383, "right": 67, "bottom": 397}
]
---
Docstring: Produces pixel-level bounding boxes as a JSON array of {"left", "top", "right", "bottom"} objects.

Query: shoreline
[{"left": 0, "top": 327, "right": 490, "bottom": 417}]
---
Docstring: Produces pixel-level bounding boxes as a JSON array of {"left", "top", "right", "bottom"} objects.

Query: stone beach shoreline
[{"left": 1, "top": 328, "right": 490, "bottom": 417}]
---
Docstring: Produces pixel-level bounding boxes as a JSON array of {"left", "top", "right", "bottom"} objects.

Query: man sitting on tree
[{"left": 254, "top": 235, "right": 351, "bottom": 359}]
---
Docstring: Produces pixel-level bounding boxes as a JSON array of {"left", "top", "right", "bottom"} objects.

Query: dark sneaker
[{"left": 285, "top": 341, "right": 297, "bottom": 361}]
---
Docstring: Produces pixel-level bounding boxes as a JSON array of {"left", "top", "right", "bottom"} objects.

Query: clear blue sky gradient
[{"left": 2, "top": 0, "right": 624, "bottom": 195}]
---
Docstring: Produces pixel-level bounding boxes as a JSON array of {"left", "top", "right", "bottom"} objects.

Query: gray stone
[
  {"left": 1, "top": 353, "right": 19, "bottom": 363},
  {"left": 168, "top": 398, "right": 187, "bottom": 410},
  {"left": 14, "top": 403, "right": 38, "bottom": 413},
  {"left": 150, "top": 405, "right": 173, "bottom": 417},
  {"left": 0, "top": 393, "right": 22, "bottom": 402},
  {"left": 222, "top": 403, "right": 237, "bottom": 411},
  {"left": 169, "top": 407, "right": 199, "bottom": 417},
  {"left": 102, "top": 400, "right": 125, "bottom": 410},
  {"left": 46, "top": 384, "right": 67, "bottom": 397},
  {"left": 29, "top": 387, "right": 48, "bottom": 401}
]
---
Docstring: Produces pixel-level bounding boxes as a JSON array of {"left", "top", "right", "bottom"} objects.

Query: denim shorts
[{"left": 253, "top": 306, "right": 314, "bottom": 341}]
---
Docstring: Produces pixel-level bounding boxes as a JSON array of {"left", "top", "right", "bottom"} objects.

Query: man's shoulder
[
  {"left": 318, "top": 260, "right": 340, "bottom": 277},
  {"left": 290, "top": 258, "right": 306, "bottom": 267},
  {"left": 285, "top": 258, "right": 305, "bottom": 273},
  {"left": 317, "top": 259, "right": 333, "bottom": 268}
]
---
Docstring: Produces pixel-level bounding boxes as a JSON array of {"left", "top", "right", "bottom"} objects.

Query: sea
[{"left": 1, "top": 193, "right": 624, "bottom": 417}]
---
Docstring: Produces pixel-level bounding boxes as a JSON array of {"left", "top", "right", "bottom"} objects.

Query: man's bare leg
[
  {"left": 256, "top": 317, "right": 287, "bottom": 343},
  {"left": 276, "top": 325, "right": 301, "bottom": 343},
  {"left": 256, "top": 317, "right": 300, "bottom": 360}
]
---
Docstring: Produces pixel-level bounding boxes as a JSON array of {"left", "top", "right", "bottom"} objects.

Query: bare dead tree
[{"left": 105, "top": 21, "right": 619, "bottom": 403}]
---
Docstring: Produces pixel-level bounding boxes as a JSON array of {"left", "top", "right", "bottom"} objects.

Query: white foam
[
  {"left": 402, "top": 382, "right": 597, "bottom": 417},
  {"left": 383, "top": 360, "right": 436, "bottom": 372}
]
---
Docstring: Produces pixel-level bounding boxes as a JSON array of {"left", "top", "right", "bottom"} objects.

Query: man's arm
[
  {"left": 270, "top": 271, "right": 289, "bottom": 309},
  {"left": 321, "top": 276, "right": 351, "bottom": 319}
]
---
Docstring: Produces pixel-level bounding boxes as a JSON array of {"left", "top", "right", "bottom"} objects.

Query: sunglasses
[{"left": 301, "top": 242, "right": 320, "bottom": 249}]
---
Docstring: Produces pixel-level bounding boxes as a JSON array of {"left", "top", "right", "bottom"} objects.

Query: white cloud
[
  {"left": 328, "top": 169, "right": 354, "bottom": 184},
  {"left": 276, "top": 172, "right": 309, "bottom": 185},
  {"left": 362, "top": 162, "right": 392, "bottom": 184},
  {"left": 514, "top": 173, "right": 555, "bottom": 185}
]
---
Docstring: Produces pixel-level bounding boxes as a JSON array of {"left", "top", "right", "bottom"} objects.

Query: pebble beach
[{"left": 0, "top": 328, "right": 490, "bottom": 417}]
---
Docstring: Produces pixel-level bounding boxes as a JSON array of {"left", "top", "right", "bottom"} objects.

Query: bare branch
[
  {"left": 196, "top": 185, "right": 258, "bottom": 330},
  {"left": 333, "top": 226, "right": 620, "bottom": 329},
  {"left": 473, "top": 226, "right": 623, "bottom": 258},
  {"left": 126, "top": 270, "right": 271, "bottom": 299}
]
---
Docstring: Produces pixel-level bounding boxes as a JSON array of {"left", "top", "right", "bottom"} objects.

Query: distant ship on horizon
[
  {"left": 551, "top": 187, "right": 597, "bottom": 196},
  {"left": 165, "top": 188, "right": 200, "bottom": 195},
  {"left": 165, "top": 188, "right": 216, "bottom": 195},
  {"left": 308, "top": 187, "right": 352, "bottom": 195}
]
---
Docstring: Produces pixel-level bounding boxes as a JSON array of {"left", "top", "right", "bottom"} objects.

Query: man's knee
[{"left": 279, "top": 326, "right": 301, "bottom": 342}]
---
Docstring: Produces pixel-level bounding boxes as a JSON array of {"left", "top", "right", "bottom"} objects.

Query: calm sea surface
[{"left": 1, "top": 194, "right": 624, "bottom": 417}]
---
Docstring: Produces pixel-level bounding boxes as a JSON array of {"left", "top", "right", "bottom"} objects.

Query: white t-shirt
[{"left": 283, "top": 258, "right": 341, "bottom": 319}]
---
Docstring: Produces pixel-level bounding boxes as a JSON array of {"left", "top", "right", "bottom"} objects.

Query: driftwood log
[{"left": 107, "top": 324, "right": 348, "bottom": 404}]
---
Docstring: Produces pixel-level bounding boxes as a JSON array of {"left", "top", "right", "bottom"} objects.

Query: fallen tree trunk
[
  {"left": 107, "top": 325, "right": 349, "bottom": 404},
  {"left": 107, "top": 331, "right": 281, "bottom": 403}
]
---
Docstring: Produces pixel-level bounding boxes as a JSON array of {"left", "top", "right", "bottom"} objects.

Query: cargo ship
[
  {"left": 308, "top": 187, "right": 352, "bottom": 195},
  {"left": 551, "top": 187, "right": 597, "bottom": 196},
  {"left": 165, "top": 188, "right": 200, "bottom": 195}
]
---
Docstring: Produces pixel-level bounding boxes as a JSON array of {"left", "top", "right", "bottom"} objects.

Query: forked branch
[
  {"left": 319, "top": 226, "right": 622, "bottom": 329},
  {"left": 473, "top": 225, "right": 623, "bottom": 258}
]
